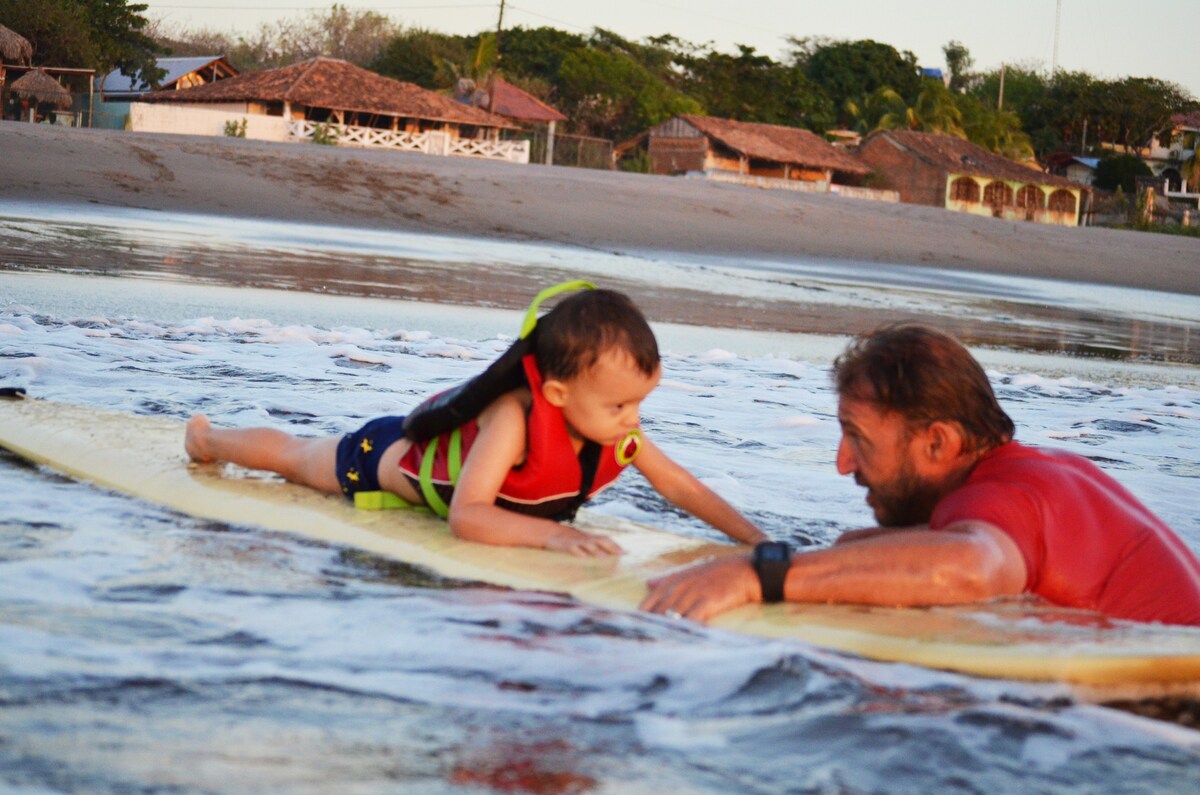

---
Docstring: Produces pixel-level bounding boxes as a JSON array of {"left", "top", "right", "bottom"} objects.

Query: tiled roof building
[
  {"left": 486, "top": 77, "right": 566, "bottom": 124},
  {"left": 642, "top": 114, "right": 869, "bottom": 182},
  {"left": 857, "top": 129, "right": 1086, "bottom": 226},
  {"left": 143, "top": 57, "right": 517, "bottom": 132}
]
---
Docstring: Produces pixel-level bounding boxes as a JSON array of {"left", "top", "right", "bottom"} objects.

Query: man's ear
[
  {"left": 541, "top": 378, "right": 569, "bottom": 408},
  {"left": 919, "top": 421, "right": 966, "bottom": 468}
]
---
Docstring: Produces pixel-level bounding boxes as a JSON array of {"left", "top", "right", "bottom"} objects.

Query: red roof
[
  {"left": 142, "top": 57, "right": 517, "bottom": 129},
  {"left": 673, "top": 114, "right": 869, "bottom": 175},
  {"left": 487, "top": 76, "right": 566, "bottom": 123},
  {"left": 862, "top": 130, "right": 1079, "bottom": 189}
]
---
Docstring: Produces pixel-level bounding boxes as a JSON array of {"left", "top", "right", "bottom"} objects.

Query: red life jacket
[{"left": 398, "top": 354, "right": 640, "bottom": 520}]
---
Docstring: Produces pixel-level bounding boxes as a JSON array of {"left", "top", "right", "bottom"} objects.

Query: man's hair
[
  {"left": 535, "top": 289, "right": 660, "bottom": 381},
  {"left": 832, "top": 324, "right": 1014, "bottom": 452}
]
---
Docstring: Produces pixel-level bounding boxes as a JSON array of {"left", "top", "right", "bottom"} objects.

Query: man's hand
[
  {"left": 639, "top": 555, "right": 762, "bottom": 622},
  {"left": 545, "top": 527, "right": 623, "bottom": 557}
]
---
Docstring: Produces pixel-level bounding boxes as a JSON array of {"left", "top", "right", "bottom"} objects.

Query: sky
[{"left": 142, "top": 0, "right": 1200, "bottom": 98}]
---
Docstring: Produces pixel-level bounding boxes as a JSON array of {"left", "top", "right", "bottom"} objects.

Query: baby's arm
[
  {"left": 633, "top": 436, "right": 767, "bottom": 544},
  {"left": 447, "top": 393, "right": 622, "bottom": 557}
]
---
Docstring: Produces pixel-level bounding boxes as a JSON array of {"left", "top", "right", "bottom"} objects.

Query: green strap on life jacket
[
  {"left": 353, "top": 490, "right": 427, "bottom": 511},
  {"left": 356, "top": 279, "right": 595, "bottom": 516},
  {"left": 519, "top": 279, "right": 595, "bottom": 339},
  {"left": 416, "top": 426, "right": 462, "bottom": 519}
]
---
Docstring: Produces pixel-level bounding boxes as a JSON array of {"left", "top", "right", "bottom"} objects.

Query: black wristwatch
[{"left": 752, "top": 541, "right": 792, "bottom": 603}]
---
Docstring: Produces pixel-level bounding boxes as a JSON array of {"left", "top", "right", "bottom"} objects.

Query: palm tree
[
  {"left": 1178, "top": 130, "right": 1199, "bottom": 192},
  {"left": 849, "top": 81, "right": 967, "bottom": 139},
  {"left": 957, "top": 94, "right": 1034, "bottom": 161},
  {"left": 886, "top": 80, "right": 966, "bottom": 138},
  {"left": 844, "top": 86, "right": 907, "bottom": 133},
  {"left": 437, "top": 32, "right": 497, "bottom": 105}
]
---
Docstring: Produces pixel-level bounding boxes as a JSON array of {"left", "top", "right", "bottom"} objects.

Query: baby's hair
[{"left": 535, "top": 289, "right": 660, "bottom": 381}]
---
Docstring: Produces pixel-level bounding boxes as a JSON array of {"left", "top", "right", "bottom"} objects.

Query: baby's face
[{"left": 553, "top": 349, "right": 660, "bottom": 447}]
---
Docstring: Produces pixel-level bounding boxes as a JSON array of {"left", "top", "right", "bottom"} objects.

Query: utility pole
[
  {"left": 1051, "top": 0, "right": 1062, "bottom": 77},
  {"left": 484, "top": 0, "right": 505, "bottom": 108},
  {"left": 998, "top": 63, "right": 1006, "bottom": 111},
  {"left": 495, "top": 0, "right": 505, "bottom": 69}
]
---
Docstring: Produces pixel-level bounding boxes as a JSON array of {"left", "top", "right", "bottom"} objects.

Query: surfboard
[{"left": 3, "top": 394, "right": 1200, "bottom": 695}]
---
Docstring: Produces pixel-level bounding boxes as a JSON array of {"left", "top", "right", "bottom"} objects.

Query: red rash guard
[{"left": 931, "top": 442, "right": 1200, "bottom": 625}]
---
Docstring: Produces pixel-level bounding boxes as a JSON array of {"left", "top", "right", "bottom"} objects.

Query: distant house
[
  {"left": 484, "top": 76, "right": 566, "bottom": 165},
  {"left": 1154, "top": 111, "right": 1199, "bottom": 201},
  {"left": 92, "top": 55, "right": 236, "bottom": 129},
  {"left": 857, "top": 129, "right": 1086, "bottom": 226},
  {"left": 1093, "top": 111, "right": 1198, "bottom": 201},
  {"left": 636, "top": 114, "right": 870, "bottom": 188},
  {"left": 136, "top": 57, "right": 528, "bottom": 163},
  {"left": 1064, "top": 157, "right": 1099, "bottom": 186},
  {"left": 100, "top": 55, "right": 237, "bottom": 101}
]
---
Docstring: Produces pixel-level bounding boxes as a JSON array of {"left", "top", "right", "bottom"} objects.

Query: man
[{"left": 641, "top": 324, "right": 1200, "bottom": 626}]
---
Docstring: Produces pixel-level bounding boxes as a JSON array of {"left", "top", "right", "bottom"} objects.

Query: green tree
[
  {"left": 370, "top": 29, "right": 469, "bottom": 87},
  {"left": 1093, "top": 154, "right": 1153, "bottom": 193},
  {"left": 878, "top": 78, "right": 966, "bottom": 137},
  {"left": 433, "top": 32, "right": 497, "bottom": 105},
  {"left": 558, "top": 45, "right": 700, "bottom": 140},
  {"left": 800, "top": 39, "right": 921, "bottom": 125},
  {"left": 844, "top": 86, "right": 908, "bottom": 133},
  {"left": 675, "top": 43, "right": 832, "bottom": 130},
  {"left": 942, "top": 40, "right": 973, "bottom": 93},
  {"left": 1094, "top": 77, "right": 1193, "bottom": 151},
  {"left": 495, "top": 26, "right": 587, "bottom": 85},
  {"left": 1, "top": 0, "right": 164, "bottom": 85},
  {"left": 956, "top": 94, "right": 1034, "bottom": 160}
]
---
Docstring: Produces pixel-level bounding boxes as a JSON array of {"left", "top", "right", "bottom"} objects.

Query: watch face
[{"left": 757, "top": 543, "right": 789, "bottom": 562}]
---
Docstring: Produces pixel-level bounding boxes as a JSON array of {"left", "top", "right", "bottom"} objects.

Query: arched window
[
  {"left": 1161, "top": 168, "right": 1182, "bottom": 193},
  {"left": 983, "top": 181, "right": 1014, "bottom": 207},
  {"left": 1048, "top": 189, "right": 1076, "bottom": 213},
  {"left": 1015, "top": 185, "right": 1045, "bottom": 209},
  {"left": 950, "top": 176, "right": 980, "bottom": 202},
  {"left": 982, "top": 181, "right": 1014, "bottom": 217}
]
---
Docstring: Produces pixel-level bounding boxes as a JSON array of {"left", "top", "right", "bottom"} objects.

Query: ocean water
[{"left": 2, "top": 207, "right": 1200, "bottom": 794}]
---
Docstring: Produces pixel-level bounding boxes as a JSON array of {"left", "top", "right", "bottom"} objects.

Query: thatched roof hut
[
  {"left": 10, "top": 68, "right": 72, "bottom": 108},
  {"left": 0, "top": 24, "right": 32, "bottom": 67}
]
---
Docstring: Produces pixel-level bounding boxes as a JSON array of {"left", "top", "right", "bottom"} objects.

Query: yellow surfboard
[{"left": 3, "top": 395, "right": 1200, "bottom": 695}]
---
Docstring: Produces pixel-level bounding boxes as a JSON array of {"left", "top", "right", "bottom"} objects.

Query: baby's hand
[{"left": 545, "top": 527, "right": 623, "bottom": 557}]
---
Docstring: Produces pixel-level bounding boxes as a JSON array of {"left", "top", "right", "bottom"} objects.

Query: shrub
[{"left": 1093, "top": 154, "right": 1152, "bottom": 194}]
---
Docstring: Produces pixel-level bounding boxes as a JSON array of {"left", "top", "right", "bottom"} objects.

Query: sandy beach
[{"left": 2, "top": 121, "right": 1198, "bottom": 297}]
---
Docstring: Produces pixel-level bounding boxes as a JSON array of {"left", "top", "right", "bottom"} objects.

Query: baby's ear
[{"left": 541, "top": 378, "right": 569, "bottom": 407}]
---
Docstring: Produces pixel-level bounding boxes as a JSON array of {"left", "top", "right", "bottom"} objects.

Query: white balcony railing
[{"left": 287, "top": 120, "right": 529, "bottom": 164}]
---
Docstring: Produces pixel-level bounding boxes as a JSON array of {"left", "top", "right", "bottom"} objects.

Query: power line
[
  {"left": 504, "top": 3, "right": 591, "bottom": 33},
  {"left": 150, "top": 4, "right": 494, "bottom": 9}
]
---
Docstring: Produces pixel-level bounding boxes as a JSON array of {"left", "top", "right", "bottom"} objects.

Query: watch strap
[{"left": 752, "top": 541, "right": 792, "bottom": 603}]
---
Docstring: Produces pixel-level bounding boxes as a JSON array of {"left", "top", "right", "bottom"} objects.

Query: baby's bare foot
[{"left": 185, "top": 414, "right": 216, "bottom": 463}]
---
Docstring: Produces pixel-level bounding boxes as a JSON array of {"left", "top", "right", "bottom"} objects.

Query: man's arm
[
  {"left": 633, "top": 436, "right": 767, "bottom": 545},
  {"left": 640, "top": 520, "right": 1027, "bottom": 621}
]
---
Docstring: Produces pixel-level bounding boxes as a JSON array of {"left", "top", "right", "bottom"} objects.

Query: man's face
[{"left": 836, "top": 397, "right": 947, "bottom": 527}]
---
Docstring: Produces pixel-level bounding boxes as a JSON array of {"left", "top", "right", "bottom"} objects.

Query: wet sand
[
  {"left": 2, "top": 121, "right": 1199, "bottom": 364},
  {"left": 2, "top": 121, "right": 1198, "bottom": 296}
]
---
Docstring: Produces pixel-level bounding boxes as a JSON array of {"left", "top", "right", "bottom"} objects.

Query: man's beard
[{"left": 858, "top": 458, "right": 946, "bottom": 527}]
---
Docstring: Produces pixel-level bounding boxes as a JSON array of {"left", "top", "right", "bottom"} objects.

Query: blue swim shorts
[{"left": 335, "top": 415, "right": 408, "bottom": 498}]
